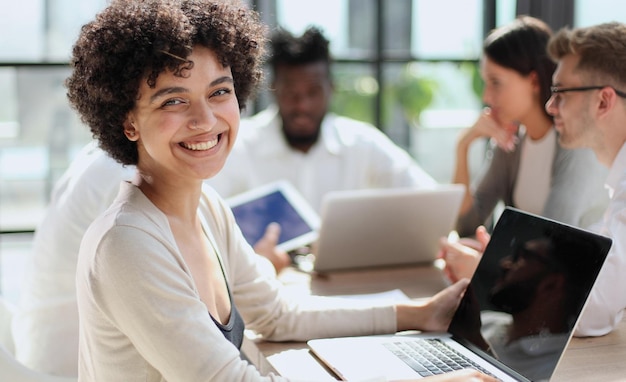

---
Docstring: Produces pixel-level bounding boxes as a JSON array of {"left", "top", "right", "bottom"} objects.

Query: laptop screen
[{"left": 447, "top": 207, "right": 611, "bottom": 381}]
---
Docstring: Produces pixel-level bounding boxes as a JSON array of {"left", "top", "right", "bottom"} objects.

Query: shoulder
[
  {"left": 238, "top": 107, "right": 279, "bottom": 138},
  {"left": 554, "top": 145, "right": 603, "bottom": 171},
  {"left": 233, "top": 108, "right": 284, "bottom": 155},
  {"left": 88, "top": 183, "right": 170, "bottom": 244},
  {"left": 330, "top": 114, "right": 382, "bottom": 135},
  {"left": 555, "top": 143, "right": 593, "bottom": 160},
  {"left": 69, "top": 142, "right": 134, "bottom": 182},
  {"left": 79, "top": 186, "right": 175, "bottom": 276},
  {"left": 325, "top": 114, "right": 393, "bottom": 147},
  {"left": 51, "top": 142, "right": 136, "bottom": 207}
]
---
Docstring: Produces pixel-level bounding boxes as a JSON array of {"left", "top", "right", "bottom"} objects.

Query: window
[
  {"left": 4, "top": 0, "right": 625, "bottom": 232},
  {"left": 0, "top": 66, "right": 90, "bottom": 231},
  {"left": 575, "top": 0, "right": 626, "bottom": 26},
  {"left": 263, "top": 0, "right": 500, "bottom": 182}
]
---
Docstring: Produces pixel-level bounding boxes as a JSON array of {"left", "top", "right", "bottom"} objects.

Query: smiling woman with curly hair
[
  {"left": 66, "top": 0, "right": 266, "bottom": 166},
  {"left": 68, "top": 1, "right": 496, "bottom": 381}
]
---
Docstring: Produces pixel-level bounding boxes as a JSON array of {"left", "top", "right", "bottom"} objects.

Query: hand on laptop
[
  {"left": 396, "top": 278, "right": 470, "bottom": 333},
  {"left": 254, "top": 222, "right": 291, "bottom": 274},
  {"left": 438, "top": 226, "right": 490, "bottom": 283},
  {"left": 392, "top": 368, "right": 499, "bottom": 381}
]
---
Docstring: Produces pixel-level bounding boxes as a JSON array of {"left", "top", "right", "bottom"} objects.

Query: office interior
[{"left": 0, "top": 0, "right": 624, "bottom": 303}]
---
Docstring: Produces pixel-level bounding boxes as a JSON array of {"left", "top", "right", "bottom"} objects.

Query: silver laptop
[
  {"left": 311, "top": 184, "right": 464, "bottom": 273},
  {"left": 308, "top": 207, "right": 612, "bottom": 381}
]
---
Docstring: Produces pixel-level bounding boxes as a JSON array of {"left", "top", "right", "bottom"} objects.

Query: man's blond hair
[{"left": 548, "top": 22, "right": 626, "bottom": 86}]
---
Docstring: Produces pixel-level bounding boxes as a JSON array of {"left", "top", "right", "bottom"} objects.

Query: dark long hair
[{"left": 484, "top": 16, "right": 555, "bottom": 117}]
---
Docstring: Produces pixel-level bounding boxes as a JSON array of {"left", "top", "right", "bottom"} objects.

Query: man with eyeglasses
[
  {"left": 439, "top": 22, "right": 626, "bottom": 339},
  {"left": 544, "top": 22, "right": 626, "bottom": 337}
]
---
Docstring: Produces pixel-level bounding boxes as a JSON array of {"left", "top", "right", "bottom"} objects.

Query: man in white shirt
[
  {"left": 12, "top": 142, "right": 136, "bottom": 376},
  {"left": 207, "top": 27, "right": 437, "bottom": 213},
  {"left": 544, "top": 22, "right": 626, "bottom": 337}
]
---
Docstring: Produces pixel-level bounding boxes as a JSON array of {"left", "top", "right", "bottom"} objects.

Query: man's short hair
[
  {"left": 547, "top": 22, "right": 626, "bottom": 86},
  {"left": 269, "top": 26, "right": 331, "bottom": 73}
]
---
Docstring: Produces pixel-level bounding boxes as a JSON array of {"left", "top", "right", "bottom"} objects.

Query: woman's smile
[{"left": 179, "top": 133, "right": 221, "bottom": 151}]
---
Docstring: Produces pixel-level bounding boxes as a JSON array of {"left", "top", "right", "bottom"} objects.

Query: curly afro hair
[
  {"left": 66, "top": 0, "right": 267, "bottom": 165},
  {"left": 268, "top": 26, "right": 331, "bottom": 76}
]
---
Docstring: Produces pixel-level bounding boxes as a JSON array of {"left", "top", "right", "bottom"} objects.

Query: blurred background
[{"left": 1, "top": 0, "right": 625, "bottom": 299}]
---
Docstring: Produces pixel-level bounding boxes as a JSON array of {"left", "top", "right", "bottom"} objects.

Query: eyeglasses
[{"left": 550, "top": 85, "right": 626, "bottom": 98}]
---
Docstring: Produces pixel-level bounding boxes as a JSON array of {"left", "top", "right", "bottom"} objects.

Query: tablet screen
[{"left": 228, "top": 181, "right": 319, "bottom": 252}]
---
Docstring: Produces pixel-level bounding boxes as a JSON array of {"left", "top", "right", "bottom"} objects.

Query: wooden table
[{"left": 242, "top": 265, "right": 626, "bottom": 381}]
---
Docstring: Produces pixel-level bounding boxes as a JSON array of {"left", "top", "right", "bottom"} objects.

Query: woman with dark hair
[
  {"left": 452, "top": 16, "right": 607, "bottom": 239},
  {"left": 68, "top": 0, "right": 496, "bottom": 381}
]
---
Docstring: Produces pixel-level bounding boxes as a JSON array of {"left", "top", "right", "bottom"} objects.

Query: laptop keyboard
[{"left": 383, "top": 339, "right": 500, "bottom": 379}]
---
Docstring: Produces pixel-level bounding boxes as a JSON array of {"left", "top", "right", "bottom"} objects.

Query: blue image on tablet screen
[{"left": 231, "top": 190, "right": 313, "bottom": 247}]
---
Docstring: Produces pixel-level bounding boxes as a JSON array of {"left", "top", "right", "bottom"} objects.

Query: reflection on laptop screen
[{"left": 447, "top": 207, "right": 611, "bottom": 381}]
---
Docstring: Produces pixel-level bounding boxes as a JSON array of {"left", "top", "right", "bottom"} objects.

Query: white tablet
[{"left": 226, "top": 181, "right": 320, "bottom": 252}]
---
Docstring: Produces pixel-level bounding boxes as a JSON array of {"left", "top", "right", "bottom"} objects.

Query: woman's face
[
  {"left": 480, "top": 56, "right": 538, "bottom": 125},
  {"left": 126, "top": 46, "right": 240, "bottom": 183}
]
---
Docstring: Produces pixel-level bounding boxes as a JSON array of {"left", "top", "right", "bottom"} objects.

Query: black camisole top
[{"left": 209, "top": 294, "right": 245, "bottom": 349}]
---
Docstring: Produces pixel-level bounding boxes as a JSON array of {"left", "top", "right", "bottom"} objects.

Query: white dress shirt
[
  {"left": 575, "top": 142, "right": 626, "bottom": 336},
  {"left": 12, "top": 142, "right": 137, "bottom": 376},
  {"left": 208, "top": 105, "right": 437, "bottom": 212}
]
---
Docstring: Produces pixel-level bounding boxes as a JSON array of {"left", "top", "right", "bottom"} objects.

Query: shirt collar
[
  {"left": 605, "top": 141, "right": 626, "bottom": 198},
  {"left": 318, "top": 113, "right": 342, "bottom": 155},
  {"left": 250, "top": 105, "right": 342, "bottom": 157}
]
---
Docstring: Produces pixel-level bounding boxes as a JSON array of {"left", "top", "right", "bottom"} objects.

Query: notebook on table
[
  {"left": 227, "top": 180, "right": 320, "bottom": 252},
  {"left": 308, "top": 207, "right": 612, "bottom": 381},
  {"left": 311, "top": 184, "right": 465, "bottom": 273}
]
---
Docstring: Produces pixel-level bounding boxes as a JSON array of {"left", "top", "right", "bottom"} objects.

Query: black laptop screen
[{"left": 447, "top": 207, "right": 611, "bottom": 381}]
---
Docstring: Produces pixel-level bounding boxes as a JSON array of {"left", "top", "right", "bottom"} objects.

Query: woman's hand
[
  {"left": 454, "top": 108, "right": 518, "bottom": 216},
  {"left": 396, "top": 278, "right": 470, "bottom": 333},
  {"left": 438, "top": 226, "right": 490, "bottom": 283},
  {"left": 460, "top": 108, "right": 518, "bottom": 152}
]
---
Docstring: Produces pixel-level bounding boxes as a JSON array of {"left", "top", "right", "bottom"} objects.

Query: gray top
[{"left": 456, "top": 132, "right": 609, "bottom": 236}]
